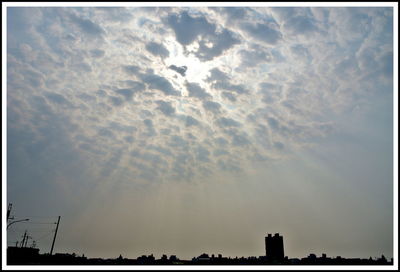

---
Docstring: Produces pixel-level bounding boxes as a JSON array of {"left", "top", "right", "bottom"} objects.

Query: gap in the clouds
[{"left": 163, "top": 36, "right": 214, "bottom": 85}]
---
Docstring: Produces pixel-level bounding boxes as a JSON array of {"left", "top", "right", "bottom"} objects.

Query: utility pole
[{"left": 50, "top": 216, "right": 60, "bottom": 255}]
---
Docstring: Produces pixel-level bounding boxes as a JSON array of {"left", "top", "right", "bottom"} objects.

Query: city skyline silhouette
[{"left": 6, "top": 230, "right": 393, "bottom": 265}]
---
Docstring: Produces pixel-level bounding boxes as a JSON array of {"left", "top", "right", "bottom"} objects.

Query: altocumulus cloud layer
[{"left": 7, "top": 6, "right": 393, "bottom": 259}]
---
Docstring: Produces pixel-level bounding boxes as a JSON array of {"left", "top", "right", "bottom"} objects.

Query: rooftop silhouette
[{"left": 6, "top": 233, "right": 393, "bottom": 266}]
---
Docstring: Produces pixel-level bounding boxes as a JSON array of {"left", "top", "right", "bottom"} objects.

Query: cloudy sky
[{"left": 6, "top": 5, "right": 394, "bottom": 260}]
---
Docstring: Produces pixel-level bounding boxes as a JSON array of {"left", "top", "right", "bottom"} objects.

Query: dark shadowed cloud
[
  {"left": 21, "top": 68, "right": 45, "bottom": 87},
  {"left": 147, "top": 144, "right": 173, "bottom": 156},
  {"left": 285, "top": 15, "right": 319, "bottom": 34},
  {"left": 95, "top": 7, "right": 134, "bottom": 23},
  {"left": 195, "top": 28, "right": 240, "bottom": 61},
  {"left": 239, "top": 46, "right": 273, "bottom": 68},
  {"left": 109, "top": 95, "right": 124, "bottom": 106},
  {"left": 240, "top": 22, "right": 282, "bottom": 45},
  {"left": 258, "top": 82, "right": 283, "bottom": 104},
  {"left": 166, "top": 10, "right": 240, "bottom": 60},
  {"left": 231, "top": 131, "right": 250, "bottom": 146},
  {"left": 122, "top": 65, "right": 140, "bottom": 75},
  {"left": 115, "top": 88, "right": 135, "bottom": 100},
  {"left": 109, "top": 121, "right": 137, "bottom": 134},
  {"left": 273, "top": 141, "right": 285, "bottom": 150},
  {"left": 44, "top": 92, "right": 71, "bottom": 106},
  {"left": 186, "top": 82, "right": 211, "bottom": 99},
  {"left": 216, "top": 117, "right": 242, "bottom": 128},
  {"left": 207, "top": 68, "right": 230, "bottom": 83},
  {"left": 131, "top": 149, "right": 167, "bottom": 167},
  {"left": 69, "top": 13, "right": 105, "bottom": 37},
  {"left": 202, "top": 100, "right": 221, "bottom": 114},
  {"left": 155, "top": 100, "right": 176, "bottom": 116},
  {"left": 213, "top": 148, "right": 229, "bottom": 156},
  {"left": 271, "top": 7, "right": 320, "bottom": 36},
  {"left": 214, "top": 137, "right": 229, "bottom": 147},
  {"left": 169, "top": 135, "right": 188, "bottom": 149},
  {"left": 183, "top": 115, "right": 200, "bottom": 127},
  {"left": 165, "top": 11, "right": 216, "bottom": 46},
  {"left": 143, "top": 118, "right": 157, "bottom": 136},
  {"left": 114, "top": 82, "right": 145, "bottom": 100},
  {"left": 195, "top": 145, "right": 211, "bottom": 162},
  {"left": 213, "top": 81, "right": 248, "bottom": 95},
  {"left": 218, "top": 158, "right": 241, "bottom": 172},
  {"left": 221, "top": 92, "right": 237, "bottom": 102},
  {"left": 218, "top": 7, "right": 248, "bottom": 22},
  {"left": 77, "top": 93, "right": 96, "bottom": 102},
  {"left": 98, "top": 127, "right": 115, "bottom": 138},
  {"left": 169, "top": 65, "right": 187, "bottom": 76},
  {"left": 90, "top": 49, "right": 105, "bottom": 58},
  {"left": 140, "top": 72, "right": 181, "bottom": 96},
  {"left": 266, "top": 116, "right": 280, "bottom": 131},
  {"left": 207, "top": 68, "right": 248, "bottom": 101},
  {"left": 145, "top": 41, "right": 170, "bottom": 58}
]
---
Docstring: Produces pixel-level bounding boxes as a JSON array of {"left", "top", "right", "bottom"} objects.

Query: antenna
[
  {"left": 24, "top": 235, "right": 32, "bottom": 248},
  {"left": 21, "top": 231, "right": 27, "bottom": 248}
]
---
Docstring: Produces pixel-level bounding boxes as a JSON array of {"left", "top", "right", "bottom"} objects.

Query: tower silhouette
[{"left": 265, "top": 233, "right": 284, "bottom": 262}]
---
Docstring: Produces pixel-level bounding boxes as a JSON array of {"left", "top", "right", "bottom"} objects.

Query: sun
[{"left": 163, "top": 37, "right": 214, "bottom": 86}]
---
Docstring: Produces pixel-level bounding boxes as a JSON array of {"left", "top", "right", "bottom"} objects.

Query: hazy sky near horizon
[{"left": 6, "top": 6, "right": 394, "bottom": 260}]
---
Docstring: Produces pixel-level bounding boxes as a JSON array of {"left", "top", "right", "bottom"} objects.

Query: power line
[
  {"left": 11, "top": 229, "right": 54, "bottom": 233},
  {"left": 24, "top": 222, "right": 56, "bottom": 225},
  {"left": 16, "top": 215, "right": 58, "bottom": 218},
  {"left": 35, "top": 231, "right": 54, "bottom": 242}
]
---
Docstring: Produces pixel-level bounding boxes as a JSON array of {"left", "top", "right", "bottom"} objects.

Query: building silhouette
[{"left": 265, "top": 233, "right": 284, "bottom": 262}]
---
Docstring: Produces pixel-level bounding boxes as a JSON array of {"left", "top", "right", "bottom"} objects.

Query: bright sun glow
[{"left": 164, "top": 37, "right": 214, "bottom": 85}]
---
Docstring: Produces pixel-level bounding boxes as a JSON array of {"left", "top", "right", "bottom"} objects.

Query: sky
[{"left": 5, "top": 5, "right": 395, "bottom": 260}]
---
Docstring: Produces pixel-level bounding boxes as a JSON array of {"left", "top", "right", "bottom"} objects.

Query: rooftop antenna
[
  {"left": 24, "top": 235, "right": 32, "bottom": 248},
  {"left": 20, "top": 230, "right": 27, "bottom": 248}
]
